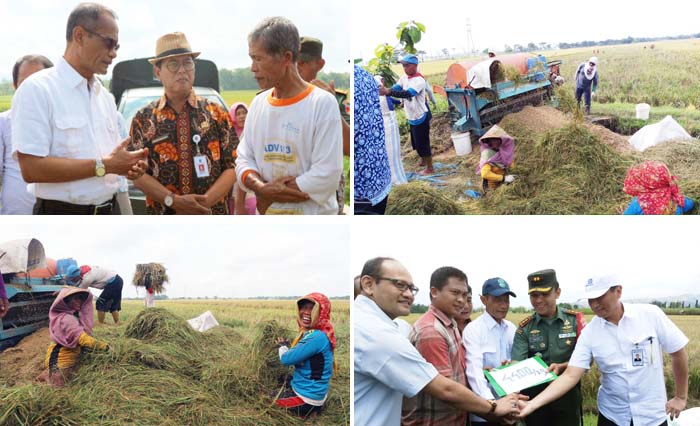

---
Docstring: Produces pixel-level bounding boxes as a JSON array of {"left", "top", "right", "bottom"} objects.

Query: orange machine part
[
  {"left": 14, "top": 258, "right": 57, "bottom": 279},
  {"left": 445, "top": 53, "right": 533, "bottom": 88}
]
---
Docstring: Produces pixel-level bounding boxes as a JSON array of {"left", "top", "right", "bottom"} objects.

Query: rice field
[{"left": 0, "top": 299, "right": 349, "bottom": 426}]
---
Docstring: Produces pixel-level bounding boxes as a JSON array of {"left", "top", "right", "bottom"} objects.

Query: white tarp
[
  {"left": 0, "top": 238, "right": 46, "bottom": 274},
  {"left": 629, "top": 115, "right": 693, "bottom": 151},
  {"left": 187, "top": 310, "right": 220, "bottom": 332},
  {"left": 466, "top": 59, "right": 496, "bottom": 89},
  {"left": 668, "top": 407, "right": 700, "bottom": 426}
]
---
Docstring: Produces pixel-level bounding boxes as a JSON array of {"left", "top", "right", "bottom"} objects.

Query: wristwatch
[
  {"left": 95, "top": 158, "right": 106, "bottom": 177},
  {"left": 164, "top": 192, "right": 175, "bottom": 207},
  {"left": 487, "top": 399, "right": 497, "bottom": 414}
]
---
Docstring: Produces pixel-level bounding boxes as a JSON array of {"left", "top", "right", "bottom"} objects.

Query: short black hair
[
  {"left": 430, "top": 266, "right": 468, "bottom": 291},
  {"left": 360, "top": 257, "right": 396, "bottom": 279},
  {"left": 66, "top": 2, "right": 117, "bottom": 42},
  {"left": 12, "top": 55, "right": 53, "bottom": 86}
]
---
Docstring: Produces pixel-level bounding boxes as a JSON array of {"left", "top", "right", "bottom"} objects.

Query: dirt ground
[{"left": 0, "top": 327, "right": 50, "bottom": 386}]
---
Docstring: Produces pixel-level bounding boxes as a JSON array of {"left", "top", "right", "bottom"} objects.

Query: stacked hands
[
  {"left": 248, "top": 175, "right": 310, "bottom": 214},
  {"left": 104, "top": 137, "right": 149, "bottom": 180}
]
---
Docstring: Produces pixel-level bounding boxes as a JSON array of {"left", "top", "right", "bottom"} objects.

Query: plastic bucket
[
  {"left": 451, "top": 132, "right": 472, "bottom": 155},
  {"left": 636, "top": 103, "right": 650, "bottom": 120}
]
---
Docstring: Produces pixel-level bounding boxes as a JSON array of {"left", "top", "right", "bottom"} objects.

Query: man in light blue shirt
[{"left": 354, "top": 257, "right": 521, "bottom": 426}]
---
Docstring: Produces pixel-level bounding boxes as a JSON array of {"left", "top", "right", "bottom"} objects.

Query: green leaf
[{"left": 416, "top": 22, "right": 426, "bottom": 32}]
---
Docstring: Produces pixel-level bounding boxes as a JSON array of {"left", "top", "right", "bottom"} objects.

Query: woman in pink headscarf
[
  {"left": 623, "top": 161, "right": 695, "bottom": 215},
  {"left": 37, "top": 287, "right": 109, "bottom": 387},
  {"left": 228, "top": 102, "right": 257, "bottom": 214},
  {"left": 476, "top": 125, "right": 516, "bottom": 192}
]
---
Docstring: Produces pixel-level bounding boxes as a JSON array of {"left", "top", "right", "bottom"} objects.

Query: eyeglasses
[
  {"left": 162, "top": 59, "right": 196, "bottom": 73},
  {"left": 82, "top": 27, "right": 120, "bottom": 51},
  {"left": 374, "top": 276, "right": 419, "bottom": 295}
]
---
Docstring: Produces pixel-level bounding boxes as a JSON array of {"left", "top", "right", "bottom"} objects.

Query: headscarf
[
  {"left": 624, "top": 161, "right": 685, "bottom": 215},
  {"left": 291, "top": 292, "right": 336, "bottom": 351},
  {"left": 584, "top": 56, "right": 598, "bottom": 80},
  {"left": 229, "top": 102, "right": 248, "bottom": 138},
  {"left": 476, "top": 125, "right": 515, "bottom": 173},
  {"left": 48, "top": 287, "right": 94, "bottom": 348}
]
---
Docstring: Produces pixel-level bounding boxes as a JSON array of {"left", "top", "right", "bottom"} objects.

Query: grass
[
  {"left": 0, "top": 299, "right": 349, "bottom": 426},
  {"left": 220, "top": 90, "right": 259, "bottom": 108},
  {"left": 0, "top": 95, "right": 11, "bottom": 113}
]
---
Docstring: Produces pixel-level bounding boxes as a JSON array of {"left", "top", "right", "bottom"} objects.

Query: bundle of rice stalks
[
  {"left": 133, "top": 263, "right": 169, "bottom": 294},
  {"left": 479, "top": 123, "right": 635, "bottom": 214},
  {"left": 251, "top": 320, "right": 294, "bottom": 389},
  {"left": 125, "top": 308, "right": 199, "bottom": 345},
  {"left": 0, "top": 310, "right": 347, "bottom": 426},
  {"left": 387, "top": 181, "right": 467, "bottom": 215}
]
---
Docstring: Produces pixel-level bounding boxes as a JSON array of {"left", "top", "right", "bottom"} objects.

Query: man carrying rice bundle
[
  {"left": 37, "top": 287, "right": 109, "bottom": 388},
  {"left": 275, "top": 292, "right": 335, "bottom": 419},
  {"left": 133, "top": 263, "right": 168, "bottom": 307}
]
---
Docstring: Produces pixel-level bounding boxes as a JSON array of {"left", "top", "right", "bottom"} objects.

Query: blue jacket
[
  {"left": 624, "top": 196, "right": 695, "bottom": 215},
  {"left": 281, "top": 330, "right": 333, "bottom": 401},
  {"left": 575, "top": 63, "right": 598, "bottom": 91}
]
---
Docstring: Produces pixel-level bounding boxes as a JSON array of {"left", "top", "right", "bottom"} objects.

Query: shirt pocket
[
  {"left": 593, "top": 347, "right": 623, "bottom": 373},
  {"left": 482, "top": 346, "right": 499, "bottom": 369},
  {"left": 629, "top": 334, "right": 657, "bottom": 367},
  {"left": 53, "top": 114, "right": 87, "bottom": 157}
]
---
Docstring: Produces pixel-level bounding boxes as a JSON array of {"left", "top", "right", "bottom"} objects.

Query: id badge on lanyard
[{"left": 192, "top": 134, "right": 210, "bottom": 178}]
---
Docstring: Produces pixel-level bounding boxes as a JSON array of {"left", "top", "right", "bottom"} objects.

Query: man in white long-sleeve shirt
[
  {"left": 463, "top": 277, "right": 517, "bottom": 425},
  {"left": 236, "top": 17, "right": 343, "bottom": 215}
]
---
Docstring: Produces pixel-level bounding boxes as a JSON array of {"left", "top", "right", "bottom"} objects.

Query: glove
[
  {"left": 591, "top": 92, "right": 595, "bottom": 97},
  {"left": 504, "top": 175, "right": 515, "bottom": 184}
]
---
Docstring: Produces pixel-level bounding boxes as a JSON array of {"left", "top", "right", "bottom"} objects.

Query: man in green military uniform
[{"left": 511, "top": 269, "right": 586, "bottom": 426}]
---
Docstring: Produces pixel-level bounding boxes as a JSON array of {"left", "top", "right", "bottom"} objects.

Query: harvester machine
[
  {"left": 0, "top": 238, "right": 68, "bottom": 350},
  {"left": 443, "top": 53, "right": 562, "bottom": 141}
]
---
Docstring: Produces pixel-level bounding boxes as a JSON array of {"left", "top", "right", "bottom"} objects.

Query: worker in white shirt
[
  {"left": 463, "top": 277, "right": 518, "bottom": 426},
  {"left": 518, "top": 274, "right": 689, "bottom": 426}
]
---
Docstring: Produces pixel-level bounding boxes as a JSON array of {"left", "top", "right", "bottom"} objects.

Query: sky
[
  {"left": 0, "top": 0, "right": 351, "bottom": 82},
  {"left": 352, "top": 0, "right": 700, "bottom": 61},
  {"left": 351, "top": 216, "right": 700, "bottom": 310},
  {"left": 0, "top": 219, "right": 350, "bottom": 299}
]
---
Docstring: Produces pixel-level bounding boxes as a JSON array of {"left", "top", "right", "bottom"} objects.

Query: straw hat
[{"left": 148, "top": 32, "right": 201, "bottom": 65}]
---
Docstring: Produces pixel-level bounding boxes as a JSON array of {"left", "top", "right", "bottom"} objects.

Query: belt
[{"left": 34, "top": 196, "right": 116, "bottom": 215}]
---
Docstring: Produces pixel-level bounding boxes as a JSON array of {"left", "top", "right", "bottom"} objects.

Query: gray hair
[
  {"left": 12, "top": 55, "right": 53, "bottom": 86},
  {"left": 248, "top": 17, "right": 300, "bottom": 62},
  {"left": 66, "top": 2, "right": 117, "bottom": 42}
]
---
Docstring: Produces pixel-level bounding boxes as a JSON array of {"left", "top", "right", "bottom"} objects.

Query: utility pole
[{"left": 465, "top": 18, "right": 476, "bottom": 56}]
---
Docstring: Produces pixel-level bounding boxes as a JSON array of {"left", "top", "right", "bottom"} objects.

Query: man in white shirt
[
  {"left": 11, "top": 3, "right": 147, "bottom": 214},
  {"left": 463, "top": 277, "right": 518, "bottom": 425},
  {"left": 236, "top": 17, "right": 343, "bottom": 215},
  {"left": 1, "top": 55, "right": 53, "bottom": 215},
  {"left": 518, "top": 274, "right": 689, "bottom": 426},
  {"left": 354, "top": 257, "right": 521, "bottom": 426}
]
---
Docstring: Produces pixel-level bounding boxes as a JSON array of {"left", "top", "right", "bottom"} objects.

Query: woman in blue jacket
[{"left": 276, "top": 292, "right": 336, "bottom": 418}]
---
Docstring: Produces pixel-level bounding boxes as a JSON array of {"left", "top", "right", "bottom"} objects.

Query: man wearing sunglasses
[
  {"left": 11, "top": 2, "right": 148, "bottom": 215},
  {"left": 355, "top": 257, "right": 522, "bottom": 426},
  {"left": 128, "top": 32, "right": 237, "bottom": 214}
]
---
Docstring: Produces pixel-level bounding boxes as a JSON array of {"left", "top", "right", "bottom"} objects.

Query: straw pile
[
  {"left": 386, "top": 181, "right": 467, "bottom": 215},
  {"left": 133, "top": 263, "right": 168, "bottom": 294},
  {"left": 0, "top": 312, "right": 347, "bottom": 426},
  {"left": 642, "top": 139, "right": 700, "bottom": 202}
]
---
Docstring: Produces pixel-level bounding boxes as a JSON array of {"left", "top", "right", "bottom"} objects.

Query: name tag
[
  {"left": 194, "top": 155, "right": 210, "bottom": 178},
  {"left": 558, "top": 332, "right": 576, "bottom": 339}
]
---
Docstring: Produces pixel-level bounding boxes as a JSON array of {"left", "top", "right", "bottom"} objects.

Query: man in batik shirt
[{"left": 129, "top": 32, "right": 236, "bottom": 214}]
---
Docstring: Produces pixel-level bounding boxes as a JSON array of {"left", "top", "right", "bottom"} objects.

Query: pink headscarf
[
  {"left": 624, "top": 161, "right": 685, "bottom": 215},
  {"left": 229, "top": 102, "right": 248, "bottom": 138},
  {"left": 475, "top": 125, "right": 515, "bottom": 173},
  {"left": 48, "top": 287, "right": 94, "bottom": 348}
]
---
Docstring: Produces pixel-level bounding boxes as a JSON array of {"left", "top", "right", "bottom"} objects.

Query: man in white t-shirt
[
  {"left": 11, "top": 3, "right": 147, "bottom": 214},
  {"left": 354, "top": 257, "right": 521, "bottom": 426},
  {"left": 0, "top": 55, "right": 53, "bottom": 214},
  {"left": 378, "top": 54, "right": 433, "bottom": 175},
  {"left": 236, "top": 17, "right": 343, "bottom": 215},
  {"left": 518, "top": 274, "right": 689, "bottom": 426}
]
